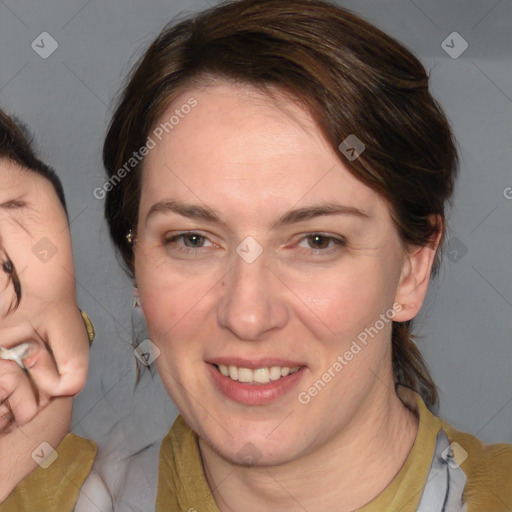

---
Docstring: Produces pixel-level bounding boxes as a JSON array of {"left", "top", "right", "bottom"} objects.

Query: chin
[{"left": 200, "top": 422, "right": 307, "bottom": 467}]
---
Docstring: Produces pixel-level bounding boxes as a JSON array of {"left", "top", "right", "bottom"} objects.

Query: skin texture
[
  {"left": 0, "top": 395, "right": 72, "bottom": 502},
  {"left": 0, "top": 159, "right": 89, "bottom": 418},
  {"left": 0, "top": 159, "right": 86, "bottom": 499},
  {"left": 134, "top": 81, "right": 439, "bottom": 511}
]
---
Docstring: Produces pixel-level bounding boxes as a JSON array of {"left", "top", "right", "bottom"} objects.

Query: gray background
[{"left": 1, "top": 0, "right": 511, "bottom": 457}]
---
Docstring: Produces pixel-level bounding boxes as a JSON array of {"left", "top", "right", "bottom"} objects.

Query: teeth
[
  {"left": 216, "top": 364, "right": 301, "bottom": 384},
  {"left": 228, "top": 365, "right": 238, "bottom": 381},
  {"left": 269, "top": 366, "right": 281, "bottom": 380},
  {"left": 253, "top": 367, "right": 269, "bottom": 383},
  {"left": 238, "top": 367, "right": 252, "bottom": 383}
]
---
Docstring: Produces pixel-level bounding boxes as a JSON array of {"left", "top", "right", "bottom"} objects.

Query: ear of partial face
[
  {"left": 0, "top": 312, "right": 89, "bottom": 398},
  {"left": 41, "top": 309, "right": 90, "bottom": 396}
]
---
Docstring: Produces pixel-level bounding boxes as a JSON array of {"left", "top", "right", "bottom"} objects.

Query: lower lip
[{"left": 207, "top": 363, "right": 306, "bottom": 405}]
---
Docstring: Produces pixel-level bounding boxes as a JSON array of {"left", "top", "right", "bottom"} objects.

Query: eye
[
  {"left": 296, "top": 233, "right": 346, "bottom": 255},
  {"left": 163, "top": 231, "right": 216, "bottom": 257},
  {"left": 175, "top": 233, "right": 206, "bottom": 248},
  {"left": 0, "top": 250, "right": 21, "bottom": 313}
]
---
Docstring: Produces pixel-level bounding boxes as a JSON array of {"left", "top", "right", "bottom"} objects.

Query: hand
[{"left": 0, "top": 159, "right": 90, "bottom": 428}]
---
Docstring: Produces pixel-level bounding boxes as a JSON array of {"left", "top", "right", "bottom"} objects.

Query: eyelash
[
  {"left": 0, "top": 249, "right": 21, "bottom": 314},
  {"left": 163, "top": 232, "right": 346, "bottom": 257}
]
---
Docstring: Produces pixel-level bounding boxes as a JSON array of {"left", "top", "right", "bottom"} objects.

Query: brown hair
[
  {"left": 0, "top": 110, "right": 68, "bottom": 215},
  {"left": 0, "top": 110, "right": 68, "bottom": 316},
  {"left": 103, "top": 0, "right": 459, "bottom": 410}
]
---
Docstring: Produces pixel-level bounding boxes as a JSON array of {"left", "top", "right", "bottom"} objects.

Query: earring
[
  {"left": 401, "top": 303, "right": 415, "bottom": 311},
  {"left": 126, "top": 229, "right": 138, "bottom": 245}
]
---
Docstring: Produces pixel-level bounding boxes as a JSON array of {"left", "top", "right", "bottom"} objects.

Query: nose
[{"left": 216, "top": 252, "right": 289, "bottom": 341}]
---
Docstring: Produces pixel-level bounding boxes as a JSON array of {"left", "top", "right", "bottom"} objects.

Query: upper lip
[{"left": 207, "top": 357, "right": 306, "bottom": 369}]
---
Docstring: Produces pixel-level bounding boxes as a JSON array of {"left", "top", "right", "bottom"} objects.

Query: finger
[
  {"left": 20, "top": 343, "right": 60, "bottom": 397},
  {"left": 0, "top": 312, "right": 89, "bottom": 398}
]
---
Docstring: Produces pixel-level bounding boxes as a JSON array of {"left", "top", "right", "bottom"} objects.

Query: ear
[{"left": 393, "top": 215, "right": 443, "bottom": 322}]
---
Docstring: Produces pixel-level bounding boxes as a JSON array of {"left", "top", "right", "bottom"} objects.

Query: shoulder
[
  {"left": 401, "top": 388, "right": 512, "bottom": 511},
  {"left": 441, "top": 420, "right": 512, "bottom": 510},
  {"left": 0, "top": 433, "right": 97, "bottom": 512}
]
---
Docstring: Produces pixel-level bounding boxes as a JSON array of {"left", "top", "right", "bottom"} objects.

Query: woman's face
[{"left": 135, "top": 82, "right": 414, "bottom": 465}]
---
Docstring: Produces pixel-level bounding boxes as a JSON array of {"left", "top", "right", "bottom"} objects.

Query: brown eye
[
  {"left": 296, "top": 233, "right": 346, "bottom": 256},
  {"left": 306, "top": 234, "right": 331, "bottom": 250}
]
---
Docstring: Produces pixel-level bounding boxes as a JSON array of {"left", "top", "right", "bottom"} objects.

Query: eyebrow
[
  {"left": 145, "top": 199, "right": 370, "bottom": 228},
  {"left": 0, "top": 199, "right": 30, "bottom": 235},
  {"left": 0, "top": 199, "right": 26, "bottom": 209}
]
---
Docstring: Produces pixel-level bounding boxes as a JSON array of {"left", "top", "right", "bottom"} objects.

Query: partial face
[{"left": 135, "top": 82, "right": 408, "bottom": 465}]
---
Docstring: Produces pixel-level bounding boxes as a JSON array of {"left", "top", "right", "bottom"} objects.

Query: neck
[
  {"left": 0, "top": 397, "right": 72, "bottom": 501},
  {"left": 199, "top": 383, "right": 419, "bottom": 512}
]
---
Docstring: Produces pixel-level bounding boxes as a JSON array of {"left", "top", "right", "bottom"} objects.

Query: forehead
[
  {"left": 0, "top": 159, "right": 51, "bottom": 194},
  {"left": 139, "top": 83, "right": 379, "bottom": 217}
]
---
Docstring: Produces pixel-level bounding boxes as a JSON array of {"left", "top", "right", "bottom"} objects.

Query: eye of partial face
[{"left": 181, "top": 233, "right": 206, "bottom": 248}]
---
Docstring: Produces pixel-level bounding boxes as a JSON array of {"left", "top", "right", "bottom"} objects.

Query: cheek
[
  {"left": 289, "top": 257, "right": 395, "bottom": 341},
  {"left": 135, "top": 259, "right": 215, "bottom": 349}
]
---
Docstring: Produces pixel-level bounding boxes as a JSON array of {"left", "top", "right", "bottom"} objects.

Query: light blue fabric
[{"left": 416, "top": 430, "right": 468, "bottom": 512}]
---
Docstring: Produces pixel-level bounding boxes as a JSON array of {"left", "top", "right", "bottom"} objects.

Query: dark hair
[
  {"left": 103, "top": 0, "right": 460, "bottom": 410},
  {"left": 0, "top": 109, "right": 68, "bottom": 216},
  {"left": 0, "top": 110, "right": 69, "bottom": 317}
]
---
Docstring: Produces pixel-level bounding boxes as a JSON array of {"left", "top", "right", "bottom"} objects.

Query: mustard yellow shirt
[
  {"left": 1, "top": 434, "right": 97, "bottom": 511},
  {"left": 156, "top": 388, "right": 512, "bottom": 511},
  {"left": 3, "top": 373, "right": 511, "bottom": 510}
]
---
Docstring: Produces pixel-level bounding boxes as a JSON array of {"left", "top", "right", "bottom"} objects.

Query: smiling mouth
[{"left": 212, "top": 363, "right": 302, "bottom": 384}]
